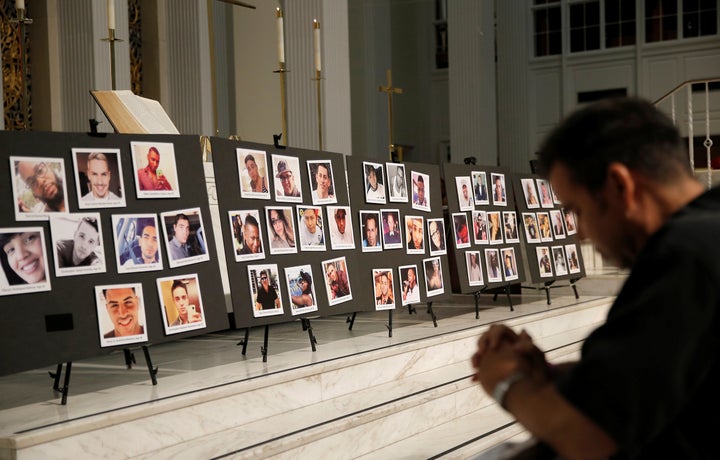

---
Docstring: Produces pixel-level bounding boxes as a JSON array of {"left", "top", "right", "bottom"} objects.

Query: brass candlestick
[
  {"left": 102, "top": 29, "right": 123, "bottom": 90},
  {"left": 10, "top": 7, "right": 33, "bottom": 130}
]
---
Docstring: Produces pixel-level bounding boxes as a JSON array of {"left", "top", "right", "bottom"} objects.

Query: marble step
[{"left": 7, "top": 298, "right": 611, "bottom": 459}]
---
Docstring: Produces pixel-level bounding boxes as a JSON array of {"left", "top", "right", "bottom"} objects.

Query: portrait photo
[
  {"left": 10, "top": 156, "right": 69, "bottom": 221},
  {"left": 96, "top": 283, "right": 148, "bottom": 347},
  {"left": 297, "top": 205, "right": 326, "bottom": 251},
  {"left": 550, "top": 209, "right": 566, "bottom": 239},
  {"left": 285, "top": 264, "right": 319, "bottom": 316},
  {"left": 455, "top": 176, "right": 474, "bottom": 211},
  {"left": 265, "top": 206, "right": 297, "bottom": 255},
  {"left": 399, "top": 264, "right": 421, "bottom": 306},
  {"left": 501, "top": 247, "right": 519, "bottom": 282},
  {"left": 72, "top": 148, "right": 126, "bottom": 209},
  {"left": 237, "top": 148, "right": 271, "bottom": 200},
  {"left": 471, "top": 171, "right": 489, "bottom": 205},
  {"left": 411, "top": 171, "right": 430, "bottom": 212},
  {"left": 248, "top": 264, "right": 284, "bottom": 317},
  {"left": 521, "top": 178, "right": 540, "bottom": 209},
  {"left": 487, "top": 211, "right": 503, "bottom": 245},
  {"left": 536, "top": 178, "right": 554, "bottom": 208},
  {"left": 0, "top": 227, "right": 51, "bottom": 296},
  {"left": 565, "top": 243, "right": 581, "bottom": 274},
  {"left": 113, "top": 214, "right": 163, "bottom": 273},
  {"left": 537, "top": 212, "right": 553, "bottom": 242},
  {"left": 363, "top": 161, "right": 386, "bottom": 204},
  {"left": 552, "top": 245, "right": 568, "bottom": 276},
  {"left": 381, "top": 209, "right": 402, "bottom": 250},
  {"left": 130, "top": 141, "right": 179, "bottom": 198},
  {"left": 271, "top": 154, "right": 302, "bottom": 203},
  {"left": 157, "top": 274, "right": 207, "bottom": 335},
  {"left": 452, "top": 213, "right": 470, "bottom": 249},
  {"left": 423, "top": 256, "right": 444, "bottom": 297},
  {"left": 327, "top": 206, "right": 355, "bottom": 250},
  {"left": 427, "top": 217, "right": 447, "bottom": 256},
  {"left": 50, "top": 213, "right": 106, "bottom": 277},
  {"left": 503, "top": 211, "right": 520, "bottom": 243},
  {"left": 405, "top": 215, "right": 425, "bottom": 254},
  {"left": 562, "top": 208, "right": 577, "bottom": 235},
  {"left": 386, "top": 162, "right": 408, "bottom": 202},
  {"left": 161, "top": 207, "right": 211, "bottom": 268},
  {"left": 373, "top": 268, "right": 395, "bottom": 311},
  {"left": 465, "top": 250, "right": 484, "bottom": 286},
  {"left": 228, "top": 209, "right": 265, "bottom": 262},
  {"left": 522, "top": 212, "right": 540, "bottom": 244},
  {"left": 490, "top": 173, "right": 507, "bottom": 206},
  {"left": 472, "top": 210, "right": 489, "bottom": 245},
  {"left": 307, "top": 160, "right": 337, "bottom": 205},
  {"left": 359, "top": 210, "right": 382, "bottom": 252},
  {"left": 536, "top": 246, "right": 554, "bottom": 278},
  {"left": 484, "top": 248, "right": 502, "bottom": 283},
  {"left": 322, "top": 256, "right": 352, "bottom": 306}
]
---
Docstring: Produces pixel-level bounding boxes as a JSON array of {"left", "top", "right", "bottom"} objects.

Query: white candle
[
  {"left": 15, "top": 0, "right": 24, "bottom": 10},
  {"left": 313, "top": 20, "right": 321, "bottom": 72},
  {"left": 107, "top": 0, "right": 116, "bottom": 30},
  {"left": 276, "top": 8, "right": 285, "bottom": 64}
]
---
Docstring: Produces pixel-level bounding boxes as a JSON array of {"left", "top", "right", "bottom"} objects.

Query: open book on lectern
[{"left": 91, "top": 89, "right": 180, "bottom": 134}]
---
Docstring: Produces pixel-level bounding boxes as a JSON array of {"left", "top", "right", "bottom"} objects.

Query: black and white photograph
[
  {"left": 490, "top": 173, "right": 507, "bottom": 206},
  {"left": 465, "top": 250, "right": 484, "bottom": 286},
  {"left": 297, "top": 206, "right": 326, "bottom": 251},
  {"left": 386, "top": 162, "right": 408, "bottom": 202},
  {"left": 131, "top": 141, "right": 179, "bottom": 198},
  {"left": 248, "top": 264, "right": 284, "bottom": 317},
  {"left": 405, "top": 215, "right": 425, "bottom": 254},
  {"left": 271, "top": 154, "right": 302, "bottom": 202},
  {"left": 503, "top": 211, "right": 520, "bottom": 243},
  {"left": 285, "top": 264, "right": 319, "bottom": 316},
  {"left": 552, "top": 245, "right": 568, "bottom": 276},
  {"left": 427, "top": 217, "right": 447, "bottom": 256},
  {"left": 363, "top": 161, "right": 387, "bottom": 204},
  {"left": 399, "top": 264, "right": 420, "bottom": 306},
  {"left": 96, "top": 283, "right": 148, "bottom": 348},
  {"left": 265, "top": 206, "right": 297, "bottom": 255},
  {"left": 229, "top": 210, "right": 265, "bottom": 262},
  {"left": 72, "top": 148, "right": 126, "bottom": 209},
  {"left": 373, "top": 268, "right": 395, "bottom": 311},
  {"left": 50, "top": 213, "right": 106, "bottom": 277},
  {"left": 501, "top": 247, "right": 519, "bottom": 282},
  {"left": 550, "top": 209, "right": 566, "bottom": 239},
  {"left": 522, "top": 212, "right": 541, "bottom": 244},
  {"left": 322, "top": 256, "right": 352, "bottom": 306},
  {"left": 327, "top": 206, "right": 355, "bottom": 250},
  {"left": 381, "top": 209, "right": 402, "bottom": 249},
  {"left": 157, "top": 274, "right": 207, "bottom": 335},
  {"left": 521, "top": 178, "right": 540, "bottom": 209},
  {"left": 455, "top": 176, "right": 474, "bottom": 211},
  {"left": 472, "top": 210, "right": 489, "bottom": 245},
  {"left": 411, "top": 171, "right": 430, "bottom": 212},
  {"left": 537, "top": 178, "right": 554, "bottom": 208},
  {"left": 536, "top": 246, "right": 553, "bottom": 278},
  {"left": 471, "top": 171, "right": 489, "bottom": 205},
  {"left": 452, "top": 212, "right": 470, "bottom": 248},
  {"left": 360, "top": 210, "right": 382, "bottom": 252},
  {"left": 423, "top": 257, "right": 444, "bottom": 297},
  {"left": 113, "top": 214, "right": 163, "bottom": 273},
  {"left": 484, "top": 248, "right": 502, "bottom": 283},
  {"left": 161, "top": 208, "right": 211, "bottom": 268},
  {"left": 307, "top": 160, "right": 337, "bottom": 205},
  {"left": 10, "top": 156, "right": 69, "bottom": 221},
  {"left": 238, "top": 148, "right": 271, "bottom": 200},
  {"left": 0, "top": 227, "right": 51, "bottom": 296}
]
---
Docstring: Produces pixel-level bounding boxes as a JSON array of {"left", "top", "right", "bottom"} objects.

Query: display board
[
  {"left": 442, "top": 163, "right": 527, "bottom": 294},
  {"left": 0, "top": 131, "right": 228, "bottom": 377},
  {"left": 210, "top": 138, "right": 365, "bottom": 328},
  {"left": 510, "top": 173, "right": 585, "bottom": 283},
  {"left": 345, "top": 157, "right": 451, "bottom": 310}
]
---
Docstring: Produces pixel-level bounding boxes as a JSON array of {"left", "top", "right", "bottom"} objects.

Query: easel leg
[
  {"left": 505, "top": 286, "right": 514, "bottom": 311},
  {"left": 571, "top": 278, "right": 580, "bottom": 299},
  {"left": 474, "top": 291, "right": 481, "bottom": 319},
  {"left": 301, "top": 318, "right": 318, "bottom": 352},
  {"left": 261, "top": 325, "right": 270, "bottom": 363},
  {"left": 407, "top": 304, "right": 417, "bottom": 315},
  {"left": 49, "top": 363, "right": 62, "bottom": 391},
  {"left": 142, "top": 346, "right": 159, "bottom": 386},
  {"left": 123, "top": 348, "right": 135, "bottom": 369},
  {"left": 426, "top": 302, "right": 438, "bottom": 327},
  {"left": 58, "top": 362, "right": 72, "bottom": 406},
  {"left": 386, "top": 310, "right": 393, "bottom": 337},
  {"left": 237, "top": 327, "right": 250, "bottom": 355},
  {"left": 346, "top": 312, "right": 356, "bottom": 331}
]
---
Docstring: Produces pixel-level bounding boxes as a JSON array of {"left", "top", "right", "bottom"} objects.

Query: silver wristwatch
[{"left": 491, "top": 371, "right": 526, "bottom": 409}]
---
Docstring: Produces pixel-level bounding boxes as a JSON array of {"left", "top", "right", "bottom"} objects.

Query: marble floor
[{"left": 0, "top": 270, "right": 626, "bottom": 457}]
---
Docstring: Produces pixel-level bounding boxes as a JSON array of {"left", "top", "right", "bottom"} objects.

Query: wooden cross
[{"left": 378, "top": 69, "right": 403, "bottom": 159}]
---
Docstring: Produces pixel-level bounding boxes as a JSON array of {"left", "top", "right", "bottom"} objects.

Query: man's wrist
[{"left": 491, "top": 370, "right": 526, "bottom": 410}]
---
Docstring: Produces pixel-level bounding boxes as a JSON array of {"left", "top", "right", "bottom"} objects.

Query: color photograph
[
  {"left": 72, "top": 148, "right": 126, "bottom": 209},
  {"left": 131, "top": 141, "right": 179, "bottom": 198},
  {"left": 466, "top": 250, "right": 484, "bottom": 286},
  {"left": 536, "top": 246, "right": 553, "bottom": 278},
  {"left": 455, "top": 176, "right": 474, "bottom": 211},
  {"left": 472, "top": 210, "right": 489, "bottom": 245},
  {"left": 503, "top": 211, "right": 520, "bottom": 243},
  {"left": 411, "top": 171, "right": 430, "bottom": 212},
  {"left": 327, "top": 206, "right": 355, "bottom": 250},
  {"left": 161, "top": 208, "right": 211, "bottom": 268},
  {"left": 297, "top": 206, "right": 326, "bottom": 251},
  {"left": 484, "top": 248, "right": 502, "bottom": 283},
  {"left": 0, "top": 227, "right": 51, "bottom": 296},
  {"left": 565, "top": 243, "right": 581, "bottom": 274},
  {"left": 307, "top": 160, "right": 337, "bottom": 205},
  {"left": 522, "top": 212, "right": 540, "bottom": 244},
  {"left": 427, "top": 217, "right": 447, "bottom": 256},
  {"left": 405, "top": 215, "right": 425, "bottom": 254},
  {"left": 363, "top": 161, "right": 387, "bottom": 204},
  {"left": 536, "top": 178, "right": 554, "bottom": 208},
  {"left": 113, "top": 214, "right": 163, "bottom": 273},
  {"left": 521, "top": 178, "right": 539, "bottom": 209},
  {"left": 501, "top": 247, "right": 519, "bottom": 282},
  {"left": 453, "top": 212, "right": 470, "bottom": 248},
  {"left": 399, "top": 264, "right": 421, "bottom": 306},
  {"left": 490, "top": 173, "right": 507, "bottom": 206},
  {"left": 157, "top": 274, "right": 207, "bottom": 335},
  {"left": 423, "top": 257, "right": 444, "bottom": 297},
  {"left": 10, "top": 156, "right": 69, "bottom": 221},
  {"left": 271, "top": 154, "right": 302, "bottom": 203},
  {"left": 373, "top": 268, "right": 395, "bottom": 311},
  {"left": 266, "top": 206, "right": 297, "bottom": 255},
  {"left": 96, "top": 283, "right": 148, "bottom": 347},
  {"left": 360, "top": 210, "right": 382, "bottom": 252},
  {"left": 285, "top": 264, "right": 319, "bottom": 316},
  {"left": 381, "top": 209, "right": 402, "bottom": 250},
  {"left": 238, "top": 148, "right": 271, "bottom": 200},
  {"left": 248, "top": 264, "right": 284, "bottom": 317},
  {"left": 322, "top": 256, "right": 352, "bottom": 306},
  {"left": 229, "top": 209, "right": 265, "bottom": 262},
  {"left": 471, "top": 171, "right": 489, "bottom": 205}
]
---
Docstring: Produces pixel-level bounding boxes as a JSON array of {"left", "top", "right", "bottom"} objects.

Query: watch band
[{"left": 491, "top": 370, "right": 526, "bottom": 410}]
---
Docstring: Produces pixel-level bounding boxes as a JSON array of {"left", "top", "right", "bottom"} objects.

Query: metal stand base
[
  {"left": 301, "top": 318, "right": 318, "bottom": 351},
  {"left": 48, "top": 362, "right": 72, "bottom": 405}
]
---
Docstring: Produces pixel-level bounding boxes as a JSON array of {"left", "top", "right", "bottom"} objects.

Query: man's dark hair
[
  {"left": 171, "top": 279, "right": 188, "bottom": 295},
  {"left": 244, "top": 214, "right": 259, "bottom": 229},
  {"left": 538, "top": 97, "right": 689, "bottom": 192},
  {"left": 173, "top": 213, "right": 189, "bottom": 226},
  {"left": 79, "top": 216, "right": 99, "bottom": 232}
]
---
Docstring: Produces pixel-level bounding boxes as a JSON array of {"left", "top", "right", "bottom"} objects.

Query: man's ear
[{"left": 606, "top": 162, "right": 637, "bottom": 214}]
